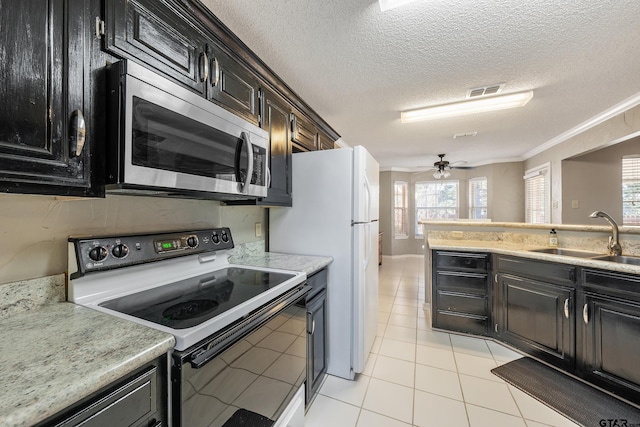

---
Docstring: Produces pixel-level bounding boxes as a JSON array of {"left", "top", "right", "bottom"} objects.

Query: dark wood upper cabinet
[
  {"left": 0, "top": 0, "right": 93, "bottom": 195},
  {"left": 207, "top": 44, "right": 260, "bottom": 125},
  {"left": 291, "top": 111, "right": 318, "bottom": 152},
  {"left": 1, "top": 0, "right": 339, "bottom": 197},
  {"left": 104, "top": 0, "right": 208, "bottom": 95},
  {"left": 259, "top": 89, "right": 292, "bottom": 206},
  {"left": 318, "top": 131, "right": 335, "bottom": 150}
]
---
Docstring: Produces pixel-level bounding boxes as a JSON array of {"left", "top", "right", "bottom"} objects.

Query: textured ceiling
[{"left": 201, "top": 0, "right": 640, "bottom": 169}]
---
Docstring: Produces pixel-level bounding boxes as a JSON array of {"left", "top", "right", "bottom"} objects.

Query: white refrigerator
[{"left": 270, "top": 145, "right": 379, "bottom": 380}]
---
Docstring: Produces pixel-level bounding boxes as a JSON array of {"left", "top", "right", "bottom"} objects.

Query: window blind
[
  {"left": 524, "top": 165, "right": 549, "bottom": 224},
  {"left": 468, "top": 177, "right": 488, "bottom": 219},
  {"left": 622, "top": 155, "right": 640, "bottom": 226},
  {"left": 394, "top": 181, "right": 408, "bottom": 237}
]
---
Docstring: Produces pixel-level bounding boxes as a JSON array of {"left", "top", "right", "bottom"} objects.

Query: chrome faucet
[{"left": 589, "top": 210, "right": 622, "bottom": 256}]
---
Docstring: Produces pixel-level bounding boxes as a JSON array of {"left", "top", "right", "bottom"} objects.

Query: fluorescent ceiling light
[
  {"left": 379, "top": 0, "right": 418, "bottom": 12},
  {"left": 401, "top": 91, "right": 534, "bottom": 123}
]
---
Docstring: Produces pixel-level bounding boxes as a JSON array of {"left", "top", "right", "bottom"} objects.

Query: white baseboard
[{"left": 381, "top": 254, "right": 424, "bottom": 259}]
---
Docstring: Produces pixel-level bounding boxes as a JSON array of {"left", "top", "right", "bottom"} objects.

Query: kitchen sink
[
  {"left": 528, "top": 248, "right": 601, "bottom": 258},
  {"left": 589, "top": 255, "right": 640, "bottom": 266}
]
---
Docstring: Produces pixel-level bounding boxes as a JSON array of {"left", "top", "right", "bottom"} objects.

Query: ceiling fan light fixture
[
  {"left": 401, "top": 91, "right": 534, "bottom": 123},
  {"left": 379, "top": 0, "right": 418, "bottom": 11}
]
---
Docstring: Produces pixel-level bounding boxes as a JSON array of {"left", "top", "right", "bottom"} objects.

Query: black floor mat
[{"left": 491, "top": 357, "right": 640, "bottom": 427}]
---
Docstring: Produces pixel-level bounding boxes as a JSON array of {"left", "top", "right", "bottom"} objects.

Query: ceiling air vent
[{"left": 467, "top": 84, "right": 505, "bottom": 98}]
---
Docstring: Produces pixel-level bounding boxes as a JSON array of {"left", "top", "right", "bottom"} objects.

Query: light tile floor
[{"left": 305, "top": 256, "right": 581, "bottom": 427}]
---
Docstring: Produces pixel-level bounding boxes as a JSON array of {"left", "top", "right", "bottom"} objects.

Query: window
[
  {"left": 415, "top": 180, "right": 459, "bottom": 235},
  {"left": 394, "top": 181, "right": 408, "bottom": 237},
  {"left": 469, "top": 177, "right": 488, "bottom": 219},
  {"left": 524, "top": 163, "right": 550, "bottom": 224},
  {"left": 623, "top": 155, "right": 640, "bottom": 226}
]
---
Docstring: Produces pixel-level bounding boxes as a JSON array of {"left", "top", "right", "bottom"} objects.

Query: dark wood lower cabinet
[
  {"left": 579, "top": 270, "right": 640, "bottom": 404},
  {"left": 303, "top": 269, "right": 327, "bottom": 406},
  {"left": 432, "top": 251, "right": 490, "bottom": 335},
  {"left": 35, "top": 356, "right": 167, "bottom": 427},
  {"left": 433, "top": 251, "right": 640, "bottom": 407},
  {"left": 306, "top": 289, "right": 327, "bottom": 405},
  {"left": 497, "top": 273, "right": 575, "bottom": 369}
]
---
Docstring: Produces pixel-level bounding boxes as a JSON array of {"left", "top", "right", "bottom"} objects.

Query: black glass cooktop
[{"left": 99, "top": 267, "right": 294, "bottom": 329}]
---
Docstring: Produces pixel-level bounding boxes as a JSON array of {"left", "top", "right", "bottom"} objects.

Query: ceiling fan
[{"left": 425, "top": 154, "right": 476, "bottom": 178}]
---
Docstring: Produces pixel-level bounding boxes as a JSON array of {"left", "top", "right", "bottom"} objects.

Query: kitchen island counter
[
  {"left": 0, "top": 302, "right": 174, "bottom": 427},
  {"left": 428, "top": 239, "right": 640, "bottom": 275}
]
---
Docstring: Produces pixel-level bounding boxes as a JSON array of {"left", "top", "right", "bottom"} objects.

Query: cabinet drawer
[
  {"left": 436, "top": 251, "right": 488, "bottom": 271},
  {"left": 436, "top": 291, "right": 487, "bottom": 315},
  {"left": 434, "top": 310, "right": 488, "bottom": 335},
  {"left": 582, "top": 269, "right": 640, "bottom": 300},
  {"left": 306, "top": 268, "right": 328, "bottom": 300},
  {"left": 496, "top": 255, "right": 575, "bottom": 284},
  {"left": 54, "top": 366, "right": 158, "bottom": 427},
  {"left": 436, "top": 271, "right": 487, "bottom": 294}
]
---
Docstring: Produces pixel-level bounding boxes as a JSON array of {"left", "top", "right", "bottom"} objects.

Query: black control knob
[
  {"left": 88, "top": 246, "right": 108, "bottom": 262},
  {"left": 112, "top": 244, "right": 129, "bottom": 258},
  {"left": 212, "top": 232, "right": 220, "bottom": 244},
  {"left": 186, "top": 235, "right": 199, "bottom": 248},
  {"left": 221, "top": 231, "right": 229, "bottom": 243}
]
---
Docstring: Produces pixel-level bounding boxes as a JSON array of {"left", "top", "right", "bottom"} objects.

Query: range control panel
[{"left": 69, "top": 228, "right": 234, "bottom": 277}]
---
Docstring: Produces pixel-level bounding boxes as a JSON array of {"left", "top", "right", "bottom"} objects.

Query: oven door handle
[{"left": 188, "top": 284, "right": 311, "bottom": 369}]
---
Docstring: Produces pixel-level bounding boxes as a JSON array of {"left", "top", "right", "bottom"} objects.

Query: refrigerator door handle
[
  {"left": 363, "top": 174, "right": 372, "bottom": 223},
  {"left": 363, "top": 223, "right": 372, "bottom": 269}
]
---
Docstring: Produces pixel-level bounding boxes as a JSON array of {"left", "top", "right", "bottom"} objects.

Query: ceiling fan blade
[{"left": 450, "top": 165, "right": 476, "bottom": 170}]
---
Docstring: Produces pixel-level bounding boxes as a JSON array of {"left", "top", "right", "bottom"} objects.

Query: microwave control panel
[{"left": 69, "top": 228, "right": 234, "bottom": 277}]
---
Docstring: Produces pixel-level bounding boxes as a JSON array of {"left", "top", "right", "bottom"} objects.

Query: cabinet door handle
[
  {"left": 199, "top": 51, "right": 209, "bottom": 82},
  {"left": 494, "top": 274, "right": 498, "bottom": 283},
  {"left": 291, "top": 114, "right": 297, "bottom": 134},
  {"left": 210, "top": 56, "right": 220, "bottom": 86},
  {"left": 583, "top": 303, "right": 589, "bottom": 324},
  {"left": 563, "top": 298, "right": 570, "bottom": 319},
  {"left": 69, "top": 109, "right": 86, "bottom": 157},
  {"left": 307, "top": 312, "right": 313, "bottom": 334},
  {"left": 311, "top": 319, "right": 316, "bottom": 335}
]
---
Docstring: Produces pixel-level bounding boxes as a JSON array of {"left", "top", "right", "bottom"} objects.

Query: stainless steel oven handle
[{"left": 189, "top": 284, "right": 311, "bottom": 369}]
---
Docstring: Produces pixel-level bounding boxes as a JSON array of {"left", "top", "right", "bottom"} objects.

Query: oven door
[
  {"left": 172, "top": 285, "right": 309, "bottom": 427},
  {"left": 107, "top": 60, "right": 269, "bottom": 198}
]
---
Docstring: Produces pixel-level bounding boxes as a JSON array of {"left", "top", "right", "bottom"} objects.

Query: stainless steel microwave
[{"left": 105, "top": 60, "right": 269, "bottom": 199}]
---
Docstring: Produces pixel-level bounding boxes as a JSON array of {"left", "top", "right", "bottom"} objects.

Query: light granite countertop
[
  {"left": 0, "top": 302, "right": 175, "bottom": 427},
  {"left": 0, "top": 252, "right": 330, "bottom": 427},
  {"left": 230, "top": 251, "right": 333, "bottom": 276},
  {"left": 428, "top": 239, "right": 640, "bottom": 275}
]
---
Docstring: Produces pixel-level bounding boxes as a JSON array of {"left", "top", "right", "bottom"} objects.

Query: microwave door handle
[
  {"left": 237, "top": 132, "right": 254, "bottom": 194},
  {"left": 267, "top": 165, "right": 271, "bottom": 189}
]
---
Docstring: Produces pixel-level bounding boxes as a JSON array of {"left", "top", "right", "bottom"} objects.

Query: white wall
[
  {"left": 380, "top": 162, "right": 524, "bottom": 256},
  {"left": 0, "top": 193, "right": 266, "bottom": 285},
  {"left": 525, "top": 104, "right": 640, "bottom": 224}
]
